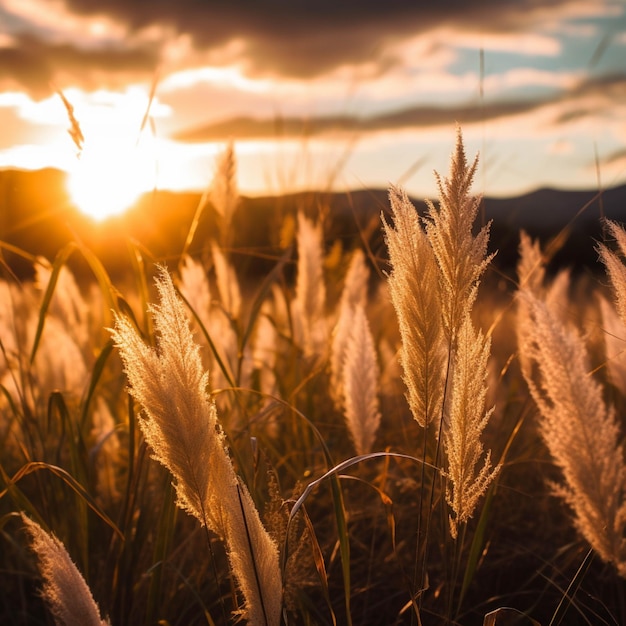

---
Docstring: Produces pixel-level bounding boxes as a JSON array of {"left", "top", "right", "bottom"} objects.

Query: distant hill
[{"left": 1, "top": 167, "right": 625, "bottom": 281}]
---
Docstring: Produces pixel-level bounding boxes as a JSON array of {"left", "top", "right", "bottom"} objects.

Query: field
[{"left": 1, "top": 131, "right": 626, "bottom": 626}]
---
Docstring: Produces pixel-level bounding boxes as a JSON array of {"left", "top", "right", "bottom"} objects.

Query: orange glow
[
  {"left": 67, "top": 139, "right": 156, "bottom": 220},
  {"left": 59, "top": 88, "right": 165, "bottom": 220}
]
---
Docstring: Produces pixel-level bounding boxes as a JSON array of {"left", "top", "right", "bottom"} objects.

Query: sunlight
[
  {"left": 67, "top": 138, "right": 156, "bottom": 220},
  {"left": 60, "top": 87, "right": 167, "bottom": 220}
]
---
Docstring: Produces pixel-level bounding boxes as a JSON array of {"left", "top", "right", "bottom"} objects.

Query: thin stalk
[
  {"left": 411, "top": 422, "right": 429, "bottom": 624},
  {"left": 548, "top": 549, "right": 595, "bottom": 626},
  {"left": 446, "top": 521, "right": 467, "bottom": 622},
  {"left": 418, "top": 344, "right": 453, "bottom": 610}
]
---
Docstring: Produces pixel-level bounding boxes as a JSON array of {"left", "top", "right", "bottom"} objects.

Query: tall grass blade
[
  {"left": 548, "top": 548, "right": 595, "bottom": 626},
  {"left": 1, "top": 462, "right": 123, "bottom": 540},
  {"left": 80, "top": 339, "right": 115, "bottom": 430}
]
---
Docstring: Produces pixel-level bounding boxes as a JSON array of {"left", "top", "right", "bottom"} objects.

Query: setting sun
[
  {"left": 55, "top": 87, "right": 165, "bottom": 220},
  {"left": 67, "top": 138, "right": 157, "bottom": 220}
]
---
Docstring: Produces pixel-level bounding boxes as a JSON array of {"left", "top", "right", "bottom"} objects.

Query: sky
[{"left": 0, "top": 0, "right": 625, "bottom": 217}]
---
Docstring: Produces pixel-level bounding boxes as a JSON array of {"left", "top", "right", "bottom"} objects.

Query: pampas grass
[
  {"left": 212, "top": 242, "right": 242, "bottom": 321},
  {"left": 330, "top": 248, "right": 370, "bottom": 409},
  {"left": 424, "top": 126, "right": 494, "bottom": 345},
  {"left": 382, "top": 184, "right": 445, "bottom": 429},
  {"left": 383, "top": 129, "right": 498, "bottom": 535},
  {"left": 342, "top": 304, "right": 381, "bottom": 455},
  {"left": 444, "top": 315, "right": 499, "bottom": 538},
  {"left": 518, "top": 229, "right": 626, "bottom": 577},
  {"left": 21, "top": 514, "right": 109, "bottom": 626},
  {"left": 178, "top": 254, "right": 212, "bottom": 332},
  {"left": 292, "top": 211, "right": 327, "bottom": 358},
  {"left": 110, "top": 266, "right": 282, "bottom": 626},
  {"left": 599, "top": 219, "right": 626, "bottom": 327},
  {"left": 211, "top": 141, "right": 239, "bottom": 249},
  {"left": 6, "top": 128, "right": 626, "bottom": 625},
  {"left": 517, "top": 288, "right": 626, "bottom": 576}
]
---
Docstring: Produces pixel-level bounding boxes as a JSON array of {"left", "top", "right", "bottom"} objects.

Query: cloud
[
  {"left": 170, "top": 70, "right": 626, "bottom": 142},
  {"left": 0, "top": 33, "right": 158, "bottom": 98},
  {"left": 604, "top": 148, "right": 626, "bottom": 165},
  {"left": 552, "top": 72, "right": 626, "bottom": 124},
  {"left": 1, "top": 0, "right": 618, "bottom": 98},
  {"left": 172, "top": 99, "right": 547, "bottom": 142}
]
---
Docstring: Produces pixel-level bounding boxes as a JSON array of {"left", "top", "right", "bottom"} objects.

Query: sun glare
[
  {"left": 67, "top": 139, "right": 156, "bottom": 220},
  {"left": 58, "top": 87, "right": 167, "bottom": 220}
]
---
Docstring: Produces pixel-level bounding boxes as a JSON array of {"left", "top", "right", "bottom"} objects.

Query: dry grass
[{"left": 1, "top": 132, "right": 625, "bottom": 626}]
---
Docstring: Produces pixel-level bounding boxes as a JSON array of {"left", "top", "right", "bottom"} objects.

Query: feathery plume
[
  {"left": 382, "top": 185, "right": 445, "bottom": 428},
  {"left": 178, "top": 255, "right": 212, "bottom": 331},
  {"left": 444, "top": 315, "right": 500, "bottom": 538},
  {"left": 599, "top": 295, "right": 626, "bottom": 397},
  {"left": 211, "top": 141, "right": 239, "bottom": 247},
  {"left": 292, "top": 211, "right": 327, "bottom": 358},
  {"left": 342, "top": 304, "right": 381, "bottom": 455},
  {"left": 253, "top": 302, "right": 280, "bottom": 400},
  {"left": 517, "top": 230, "right": 545, "bottom": 295},
  {"left": 516, "top": 232, "right": 573, "bottom": 381},
  {"left": 21, "top": 514, "right": 109, "bottom": 626},
  {"left": 34, "top": 317, "right": 88, "bottom": 401},
  {"left": 518, "top": 290, "right": 626, "bottom": 576},
  {"left": 598, "top": 220, "right": 626, "bottom": 327},
  {"left": 424, "top": 127, "right": 494, "bottom": 344},
  {"left": 330, "top": 249, "right": 370, "bottom": 407},
  {"left": 110, "top": 266, "right": 282, "bottom": 625}
]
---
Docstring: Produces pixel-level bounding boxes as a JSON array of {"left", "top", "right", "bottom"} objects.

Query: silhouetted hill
[{"left": 1, "top": 167, "right": 625, "bottom": 282}]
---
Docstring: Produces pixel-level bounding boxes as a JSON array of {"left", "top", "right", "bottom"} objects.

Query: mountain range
[{"left": 1, "top": 167, "right": 624, "bottom": 282}]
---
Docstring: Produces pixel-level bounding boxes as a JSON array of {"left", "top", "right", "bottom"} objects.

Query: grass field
[{"left": 1, "top": 130, "right": 625, "bottom": 626}]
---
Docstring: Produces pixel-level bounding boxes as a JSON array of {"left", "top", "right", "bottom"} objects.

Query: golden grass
[{"left": 2, "top": 130, "right": 626, "bottom": 626}]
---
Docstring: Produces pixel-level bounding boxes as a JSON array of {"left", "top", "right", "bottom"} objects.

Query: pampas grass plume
[
  {"left": 444, "top": 315, "right": 500, "bottom": 537},
  {"left": 212, "top": 243, "right": 242, "bottom": 320},
  {"left": 293, "top": 211, "right": 327, "bottom": 357},
  {"left": 518, "top": 290, "right": 626, "bottom": 575},
  {"left": 598, "top": 219, "right": 626, "bottom": 327},
  {"left": 110, "top": 266, "right": 282, "bottom": 625},
  {"left": 342, "top": 304, "right": 381, "bottom": 455},
  {"left": 21, "top": 514, "right": 109, "bottom": 626},
  {"left": 382, "top": 185, "right": 445, "bottom": 428},
  {"left": 211, "top": 141, "right": 239, "bottom": 247},
  {"left": 330, "top": 248, "right": 370, "bottom": 407},
  {"left": 424, "top": 127, "right": 493, "bottom": 344}
]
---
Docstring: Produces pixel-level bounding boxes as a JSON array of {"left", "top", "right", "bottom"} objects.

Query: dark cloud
[
  {"left": 0, "top": 34, "right": 158, "bottom": 98},
  {"left": 173, "top": 98, "right": 547, "bottom": 142},
  {"left": 63, "top": 0, "right": 575, "bottom": 35},
  {"left": 172, "top": 71, "right": 626, "bottom": 142},
  {"left": 1, "top": 0, "right": 616, "bottom": 98},
  {"left": 60, "top": 0, "right": 580, "bottom": 78}
]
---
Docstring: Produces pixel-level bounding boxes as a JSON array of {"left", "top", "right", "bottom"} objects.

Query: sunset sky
[{"left": 1, "top": 0, "right": 625, "bottom": 216}]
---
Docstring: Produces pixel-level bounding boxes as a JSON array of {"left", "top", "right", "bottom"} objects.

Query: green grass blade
[
  {"left": 0, "top": 461, "right": 123, "bottom": 540},
  {"left": 29, "top": 243, "right": 77, "bottom": 365},
  {"left": 145, "top": 479, "right": 178, "bottom": 626},
  {"left": 80, "top": 338, "right": 115, "bottom": 430},
  {"left": 29, "top": 240, "right": 120, "bottom": 365},
  {"left": 329, "top": 472, "right": 352, "bottom": 626}
]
